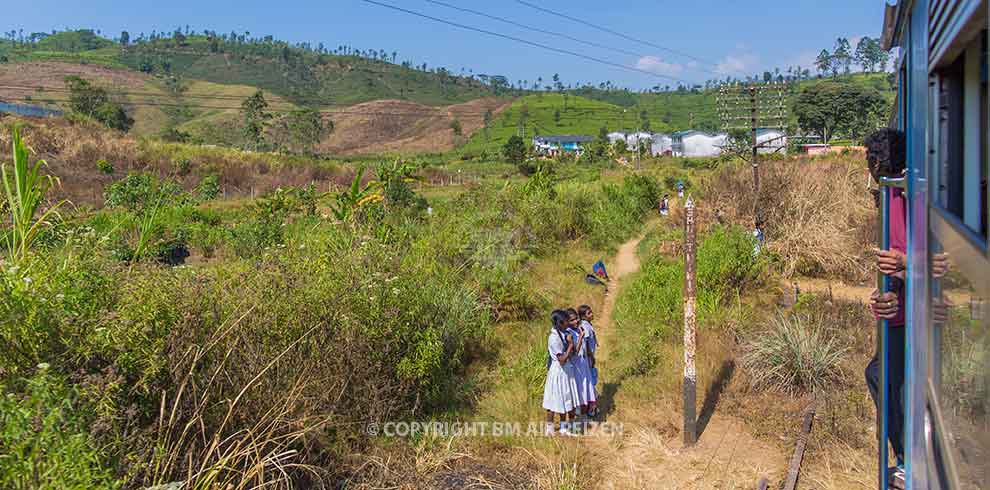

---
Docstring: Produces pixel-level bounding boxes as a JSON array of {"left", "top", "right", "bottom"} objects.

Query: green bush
[
  {"left": 697, "top": 225, "right": 767, "bottom": 311},
  {"left": 0, "top": 367, "right": 120, "bottom": 490},
  {"left": 194, "top": 174, "right": 221, "bottom": 202},
  {"left": 103, "top": 173, "right": 185, "bottom": 210},
  {"left": 95, "top": 159, "right": 113, "bottom": 175}
]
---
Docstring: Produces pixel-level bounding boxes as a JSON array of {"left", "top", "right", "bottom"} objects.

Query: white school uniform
[
  {"left": 542, "top": 328, "right": 580, "bottom": 414},
  {"left": 576, "top": 321, "right": 598, "bottom": 403}
]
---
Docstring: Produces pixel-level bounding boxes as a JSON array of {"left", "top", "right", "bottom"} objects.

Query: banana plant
[
  {"left": 2, "top": 127, "right": 64, "bottom": 265},
  {"left": 330, "top": 167, "right": 381, "bottom": 221}
]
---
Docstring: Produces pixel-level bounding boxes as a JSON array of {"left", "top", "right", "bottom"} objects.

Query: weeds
[{"left": 741, "top": 313, "right": 848, "bottom": 394}]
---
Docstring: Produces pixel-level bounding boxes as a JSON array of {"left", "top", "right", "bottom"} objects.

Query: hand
[
  {"left": 932, "top": 296, "right": 952, "bottom": 324},
  {"left": 871, "top": 290, "right": 899, "bottom": 319},
  {"left": 874, "top": 248, "right": 906, "bottom": 275},
  {"left": 932, "top": 253, "right": 950, "bottom": 278}
]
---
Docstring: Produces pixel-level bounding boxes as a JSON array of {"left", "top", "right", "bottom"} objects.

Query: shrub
[
  {"left": 104, "top": 173, "right": 185, "bottom": 211},
  {"left": 696, "top": 225, "right": 767, "bottom": 310},
  {"left": 0, "top": 367, "right": 120, "bottom": 490},
  {"left": 741, "top": 313, "right": 847, "bottom": 394},
  {"left": 195, "top": 174, "right": 221, "bottom": 201},
  {"left": 171, "top": 157, "right": 191, "bottom": 176},
  {"left": 96, "top": 159, "right": 114, "bottom": 175}
]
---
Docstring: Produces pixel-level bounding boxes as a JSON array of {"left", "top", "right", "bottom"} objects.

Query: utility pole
[
  {"left": 682, "top": 197, "right": 697, "bottom": 446},
  {"left": 716, "top": 82, "right": 789, "bottom": 220}
]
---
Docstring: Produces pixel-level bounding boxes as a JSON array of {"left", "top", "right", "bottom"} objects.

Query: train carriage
[{"left": 880, "top": 1, "right": 989, "bottom": 489}]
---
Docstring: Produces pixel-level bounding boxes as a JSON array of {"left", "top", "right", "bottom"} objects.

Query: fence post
[{"left": 683, "top": 197, "right": 698, "bottom": 446}]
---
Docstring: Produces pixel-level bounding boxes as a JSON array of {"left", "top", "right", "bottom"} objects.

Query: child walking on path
[
  {"left": 543, "top": 309, "right": 581, "bottom": 436},
  {"left": 578, "top": 305, "right": 599, "bottom": 417}
]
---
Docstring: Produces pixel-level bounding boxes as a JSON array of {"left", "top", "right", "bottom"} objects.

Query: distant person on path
[
  {"left": 676, "top": 181, "right": 685, "bottom": 198},
  {"left": 659, "top": 194, "right": 670, "bottom": 216},
  {"left": 543, "top": 309, "right": 580, "bottom": 436},
  {"left": 578, "top": 305, "right": 599, "bottom": 417},
  {"left": 752, "top": 217, "right": 765, "bottom": 256},
  {"left": 863, "top": 127, "right": 907, "bottom": 489}
]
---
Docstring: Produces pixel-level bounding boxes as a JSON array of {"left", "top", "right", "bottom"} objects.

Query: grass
[
  {"left": 740, "top": 313, "right": 848, "bottom": 394},
  {"left": 0, "top": 116, "right": 664, "bottom": 488}
]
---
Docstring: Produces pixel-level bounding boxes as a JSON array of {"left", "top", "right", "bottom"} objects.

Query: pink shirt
[{"left": 888, "top": 188, "right": 906, "bottom": 327}]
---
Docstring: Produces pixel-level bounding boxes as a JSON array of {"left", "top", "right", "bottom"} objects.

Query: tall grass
[
  {"left": 2, "top": 127, "right": 64, "bottom": 265},
  {"left": 741, "top": 313, "right": 848, "bottom": 394},
  {"left": 705, "top": 157, "right": 874, "bottom": 281}
]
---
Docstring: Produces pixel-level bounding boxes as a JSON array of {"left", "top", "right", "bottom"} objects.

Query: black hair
[
  {"left": 578, "top": 305, "right": 592, "bottom": 319},
  {"left": 864, "top": 128, "right": 906, "bottom": 181},
  {"left": 566, "top": 308, "right": 579, "bottom": 319},
  {"left": 551, "top": 309, "right": 569, "bottom": 330}
]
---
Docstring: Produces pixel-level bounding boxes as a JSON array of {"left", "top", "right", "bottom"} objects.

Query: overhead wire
[
  {"left": 359, "top": 0, "right": 692, "bottom": 84},
  {"left": 512, "top": 0, "right": 738, "bottom": 76},
  {"left": 423, "top": 0, "right": 642, "bottom": 59}
]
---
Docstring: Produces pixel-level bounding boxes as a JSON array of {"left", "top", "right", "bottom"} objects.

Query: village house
[
  {"left": 606, "top": 131, "right": 628, "bottom": 147},
  {"left": 755, "top": 128, "right": 787, "bottom": 154},
  {"left": 671, "top": 130, "right": 728, "bottom": 157},
  {"left": 532, "top": 135, "right": 594, "bottom": 156},
  {"left": 625, "top": 131, "right": 654, "bottom": 151},
  {"left": 650, "top": 133, "right": 673, "bottom": 156}
]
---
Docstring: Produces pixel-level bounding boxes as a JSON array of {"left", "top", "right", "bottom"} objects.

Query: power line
[
  {"left": 423, "top": 0, "right": 642, "bottom": 59},
  {"left": 360, "top": 0, "right": 691, "bottom": 84},
  {"left": 512, "top": 0, "right": 731, "bottom": 75}
]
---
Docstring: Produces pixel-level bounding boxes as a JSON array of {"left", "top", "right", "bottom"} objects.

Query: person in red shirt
[{"left": 863, "top": 128, "right": 907, "bottom": 489}]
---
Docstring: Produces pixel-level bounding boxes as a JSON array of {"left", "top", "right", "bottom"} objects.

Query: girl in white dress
[
  {"left": 578, "top": 305, "right": 599, "bottom": 417},
  {"left": 542, "top": 309, "right": 580, "bottom": 436},
  {"left": 566, "top": 308, "right": 595, "bottom": 423}
]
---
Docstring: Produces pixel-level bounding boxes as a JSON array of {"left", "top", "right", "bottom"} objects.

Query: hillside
[
  {"left": 0, "top": 31, "right": 895, "bottom": 157},
  {"left": 0, "top": 31, "right": 503, "bottom": 107},
  {"left": 462, "top": 72, "right": 895, "bottom": 154}
]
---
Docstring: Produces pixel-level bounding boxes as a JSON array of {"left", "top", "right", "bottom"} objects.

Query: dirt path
[
  {"left": 586, "top": 230, "right": 785, "bottom": 490},
  {"left": 787, "top": 277, "right": 972, "bottom": 306}
]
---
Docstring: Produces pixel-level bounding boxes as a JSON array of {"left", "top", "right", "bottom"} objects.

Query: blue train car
[{"left": 879, "top": 1, "right": 988, "bottom": 488}]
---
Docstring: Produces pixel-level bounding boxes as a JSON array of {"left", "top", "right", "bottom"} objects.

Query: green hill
[
  {"left": 462, "top": 72, "right": 894, "bottom": 155},
  {"left": 0, "top": 31, "right": 503, "bottom": 107}
]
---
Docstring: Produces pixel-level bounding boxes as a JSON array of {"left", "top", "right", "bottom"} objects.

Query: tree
[
  {"left": 241, "top": 90, "right": 271, "bottom": 150},
  {"left": 449, "top": 118, "right": 462, "bottom": 136},
  {"left": 793, "top": 81, "right": 888, "bottom": 143},
  {"left": 553, "top": 109, "right": 561, "bottom": 125},
  {"left": 120, "top": 30, "right": 130, "bottom": 46},
  {"left": 592, "top": 126, "right": 610, "bottom": 159},
  {"left": 503, "top": 135, "right": 527, "bottom": 165},
  {"left": 640, "top": 110, "right": 650, "bottom": 131},
  {"left": 815, "top": 49, "right": 832, "bottom": 75},
  {"left": 64, "top": 76, "right": 133, "bottom": 131},
  {"left": 833, "top": 37, "right": 852, "bottom": 75},
  {"left": 273, "top": 109, "right": 329, "bottom": 155},
  {"left": 483, "top": 108, "right": 493, "bottom": 141}
]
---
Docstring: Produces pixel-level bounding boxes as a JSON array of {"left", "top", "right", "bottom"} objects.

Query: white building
[
  {"left": 650, "top": 133, "right": 672, "bottom": 156},
  {"left": 671, "top": 130, "right": 728, "bottom": 157},
  {"left": 607, "top": 132, "right": 628, "bottom": 145},
  {"left": 532, "top": 135, "right": 594, "bottom": 156},
  {"left": 625, "top": 131, "right": 654, "bottom": 151},
  {"left": 756, "top": 128, "right": 788, "bottom": 154}
]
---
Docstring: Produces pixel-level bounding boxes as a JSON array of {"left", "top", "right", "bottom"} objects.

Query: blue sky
[{"left": 6, "top": 0, "right": 887, "bottom": 89}]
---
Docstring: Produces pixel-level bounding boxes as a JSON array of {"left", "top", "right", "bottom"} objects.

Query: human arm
[{"left": 870, "top": 289, "right": 899, "bottom": 319}]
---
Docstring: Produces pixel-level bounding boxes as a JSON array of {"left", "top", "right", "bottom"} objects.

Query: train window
[
  {"left": 927, "top": 235, "right": 989, "bottom": 490},
  {"left": 932, "top": 30, "right": 989, "bottom": 243}
]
